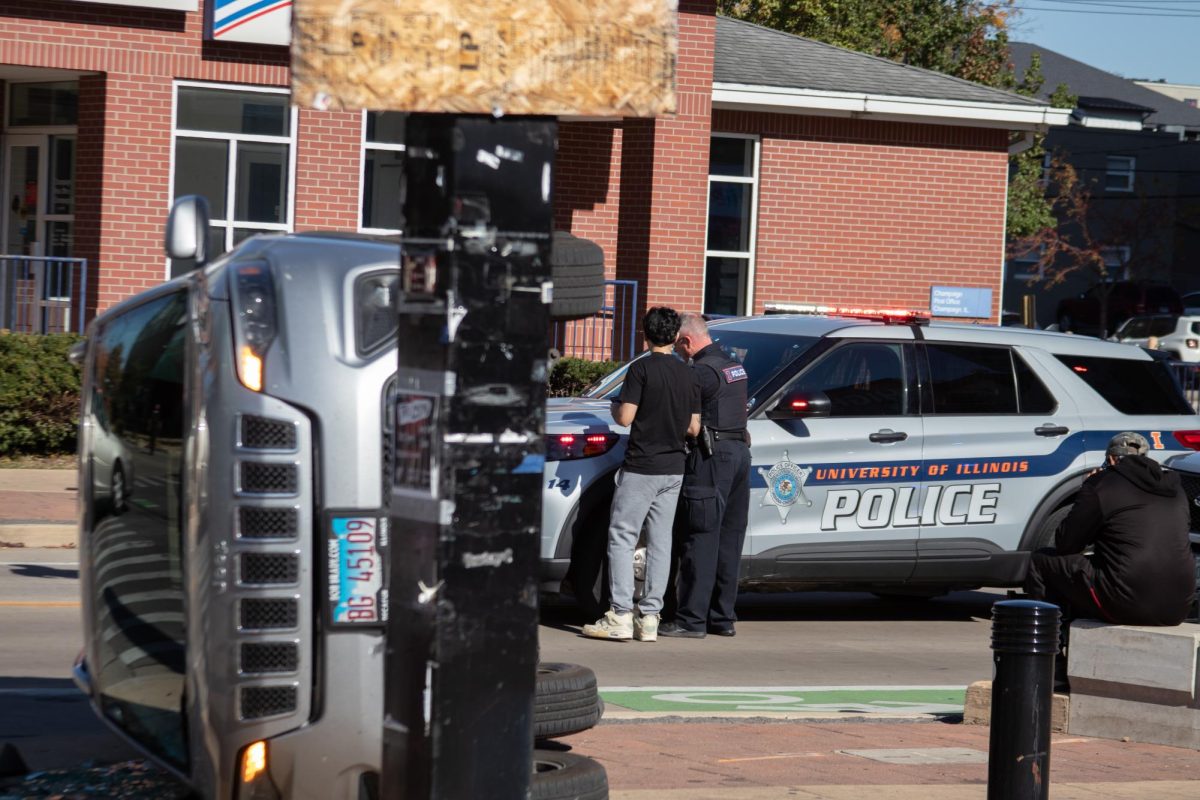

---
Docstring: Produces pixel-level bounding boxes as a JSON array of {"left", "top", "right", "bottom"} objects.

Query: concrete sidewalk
[{"left": 0, "top": 469, "right": 77, "bottom": 548}]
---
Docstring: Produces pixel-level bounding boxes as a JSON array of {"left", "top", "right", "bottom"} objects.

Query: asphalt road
[{"left": 0, "top": 548, "right": 1003, "bottom": 770}]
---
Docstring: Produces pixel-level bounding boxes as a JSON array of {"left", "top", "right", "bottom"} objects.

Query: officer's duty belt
[{"left": 711, "top": 429, "right": 747, "bottom": 443}]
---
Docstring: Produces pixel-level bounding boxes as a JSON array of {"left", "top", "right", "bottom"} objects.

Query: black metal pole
[
  {"left": 382, "top": 114, "right": 556, "bottom": 799},
  {"left": 987, "top": 599, "right": 1061, "bottom": 800}
]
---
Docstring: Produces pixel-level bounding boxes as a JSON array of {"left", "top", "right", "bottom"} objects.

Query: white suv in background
[
  {"left": 1111, "top": 314, "right": 1200, "bottom": 363},
  {"left": 539, "top": 313, "right": 1200, "bottom": 618}
]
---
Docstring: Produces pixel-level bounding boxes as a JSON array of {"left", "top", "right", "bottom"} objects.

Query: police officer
[{"left": 660, "top": 314, "right": 752, "bottom": 638}]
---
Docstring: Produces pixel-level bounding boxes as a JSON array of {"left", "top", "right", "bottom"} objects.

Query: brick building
[{"left": 0, "top": 1, "right": 1065, "bottom": 337}]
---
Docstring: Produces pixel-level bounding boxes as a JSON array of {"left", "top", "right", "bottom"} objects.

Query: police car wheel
[
  {"left": 531, "top": 750, "right": 608, "bottom": 800},
  {"left": 1031, "top": 504, "right": 1073, "bottom": 551},
  {"left": 568, "top": 516, "right": 612, "bottom": 621}
]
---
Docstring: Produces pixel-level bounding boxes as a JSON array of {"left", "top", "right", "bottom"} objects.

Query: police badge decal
[{"left": 758, "top": 451, "right": 812, "bottom": 523}]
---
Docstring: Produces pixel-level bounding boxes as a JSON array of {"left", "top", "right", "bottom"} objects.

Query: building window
[
  {"left": 1105, "top": 155, "right": 1135, "bottom": 192},
  {"left": 1009, "top": 242, "right": 1045, "bottom": 281},
  {"left": 703, "top": 134, "right": 760, "bottom": 317},
  {"left": 361, "top": 112, "right": 406, "bottom": 233},
  {"left": 1101, "top": 245, "right": 1130, "bottom": 280},
  {"left": 170, "top": 83, "right": 296, "bottom": 278},
  {"left": 8, "top": 82, "right": 78, "bottom": 127}
]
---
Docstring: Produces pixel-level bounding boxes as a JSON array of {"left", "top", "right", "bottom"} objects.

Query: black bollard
[{"left": 987, "top": 599, "right": 1061, "bottom": 800}]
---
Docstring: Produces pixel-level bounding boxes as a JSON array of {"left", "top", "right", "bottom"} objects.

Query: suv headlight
[
  {"left": 545, "top": 433, "right": 620, "bottom": 461},
  {"left": 230, "top": 263, "right": 278, "bottom": 393}
]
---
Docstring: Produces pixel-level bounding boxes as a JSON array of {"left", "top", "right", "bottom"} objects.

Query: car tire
[
  {"left": 567, "top": 513, "right": 612, "bottom": 622},
  {"left": 549, "top": 231, "right": 605, "bottom": 322},
  {"left": 1031, "top": 504, "right": 1072, "bottom": 551},
  {"left": 535, "top": 663, "right": 603, "bottom": 740},
  {"left": 110, "top": 462, "right": 127, "bottom": 514},
  {"left": 531, "top": 750, "right": 608, "bottom": 800}
]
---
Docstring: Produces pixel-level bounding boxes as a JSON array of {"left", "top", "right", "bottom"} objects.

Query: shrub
[
  {"left": 0, "top": 332, "right": 83, "bottom": 456},
  {"left": 547, "top": 357, "right": 623, "bottom": 398}
]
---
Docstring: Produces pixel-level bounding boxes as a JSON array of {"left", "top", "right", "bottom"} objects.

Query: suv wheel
[
  {"left": 567, "top": 514, "right": 611, "bottom": 621},
  {"left": 1030, "top": 504, "right": 1072, "bottom": 552},
  {"left": 531, "top": 750, "right": 608, "bottom": 800}
]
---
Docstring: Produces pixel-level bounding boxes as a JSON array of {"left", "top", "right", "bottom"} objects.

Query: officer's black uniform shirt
[{"left": 692, "top": 343, "right": 748, "bottom": 432}]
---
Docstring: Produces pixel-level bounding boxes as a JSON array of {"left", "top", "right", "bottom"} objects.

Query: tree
[
  {"left": 718, "top": 0, "right": 1015, "bottom": 86},
  {"left": 1012, "top": 158, "right": 1176, "bottom": 336},
  {"left": 717, "top": 2, "right": 1073, "bottom": 238}
]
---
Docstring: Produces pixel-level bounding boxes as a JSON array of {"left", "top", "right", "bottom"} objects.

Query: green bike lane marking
[{"left": 599, "top": 686, "right": 966, "bottom": 715}]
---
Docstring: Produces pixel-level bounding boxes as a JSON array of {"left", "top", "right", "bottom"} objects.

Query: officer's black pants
[{"left": 675, "top": 440, "right": 751, "bottom": 632}]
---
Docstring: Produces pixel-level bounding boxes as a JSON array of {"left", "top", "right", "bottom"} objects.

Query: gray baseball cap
[{"left": 1107, "top": 431, "right": 1150, "bottom": 457}]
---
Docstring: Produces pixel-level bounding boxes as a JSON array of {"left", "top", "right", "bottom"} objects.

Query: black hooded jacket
[{"left": 1058, "top": 454, "right": 1196, "bottom": 625}]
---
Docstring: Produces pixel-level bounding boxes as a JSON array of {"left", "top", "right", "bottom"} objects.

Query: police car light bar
[{"left": 765, "top": 302, "right": 930, "bottom": 325}]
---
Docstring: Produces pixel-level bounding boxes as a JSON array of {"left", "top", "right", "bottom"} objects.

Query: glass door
[{"left": 2, "top": 134, "right": 75, "bottom": 257}]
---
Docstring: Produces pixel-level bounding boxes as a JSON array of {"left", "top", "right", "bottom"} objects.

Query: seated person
[{"left": 1025, "top": 431, "right": 1196, "bottom": 627}]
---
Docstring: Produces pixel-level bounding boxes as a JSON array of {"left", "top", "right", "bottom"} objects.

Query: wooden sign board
[{"left": 291, "top": 0, "right": 677, "bottom": 118}]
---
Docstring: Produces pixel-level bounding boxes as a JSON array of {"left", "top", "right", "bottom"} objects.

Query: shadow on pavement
[{"left": 9, "top": 564, "right": 79, "bottom": 580}]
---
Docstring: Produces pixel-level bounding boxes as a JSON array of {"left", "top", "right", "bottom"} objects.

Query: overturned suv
[
  {"left": 72, "top": 199, "right": 607, "bottom": 800},
  {"left": 540, "top": 312, "right": 1200, "bottom": 618}
]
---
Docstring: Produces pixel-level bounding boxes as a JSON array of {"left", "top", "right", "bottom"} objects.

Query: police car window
[
  {"left": 788, "top": 342, "right": 906, "bottom": 417},
  {"left": 1149, "top": 316, "right": 1178, "bottom": 338},
  {"left": 1054, "top": 355, "right": 1194, "bottom": 415},
  {"left": 926, "top": 344, "right": 1018, "bottom": 414},
  {"left": 581, "top": 331, "right": 819, "bottom": 400},
  {"left": 1122, "top": 318, "right": 1147, "bottom": 338},
  {"left": 1014, "top": 352, "right": 1057, "bottom": 414}
]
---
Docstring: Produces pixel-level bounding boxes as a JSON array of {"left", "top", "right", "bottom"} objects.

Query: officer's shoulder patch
[{"left": 723, "top": 365, "right": 748, "bottom": 383}]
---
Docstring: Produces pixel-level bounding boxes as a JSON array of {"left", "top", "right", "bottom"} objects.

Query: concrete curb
[{"left": 0, "top": 524, "right": 77, "bottom": 548}]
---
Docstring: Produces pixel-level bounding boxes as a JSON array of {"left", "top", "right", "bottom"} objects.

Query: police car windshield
[{"left": 581, "top": 332, "right": 819, "bottom": 400}]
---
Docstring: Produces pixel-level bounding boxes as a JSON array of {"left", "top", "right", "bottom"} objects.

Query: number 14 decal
[{"left": 548, "top": 478, "right": 571, "bottom": 490}]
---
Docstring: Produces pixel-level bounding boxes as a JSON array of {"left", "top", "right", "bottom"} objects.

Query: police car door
[
  {"left": 747, "top": 333, "right": 923, "bottom": 585},
  {"left": 912, "top": 338, "right": 1084, "bottom": 583}
]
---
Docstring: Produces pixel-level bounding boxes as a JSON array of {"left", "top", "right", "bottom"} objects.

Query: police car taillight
[
  {"left": 1173, "top": 430, "right": 1200, "bottom": 450},
  {"left": 545, "top": 433, "right": 620, "bottom": 461}
]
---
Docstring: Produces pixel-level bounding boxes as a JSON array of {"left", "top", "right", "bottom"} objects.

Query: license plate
[{"left": 327, "top": 513, "right": 388, "bottom": 627}]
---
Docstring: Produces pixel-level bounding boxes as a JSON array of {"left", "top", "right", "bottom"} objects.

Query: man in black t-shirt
[{"left": 582, "top": 307, "right": 700, "bottom": 642}]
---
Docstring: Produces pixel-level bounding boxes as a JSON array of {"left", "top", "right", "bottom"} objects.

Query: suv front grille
[
  {"left": 240, "top": 642, "right": 299, "bottom": 675},
  {"left": 240, "top": 685, "right": 298, "bottom": 720},
  {"left": 238, "top": 507, "right": 299, "bottom": 540},
  {"left": 240, "top": 416, "right": 298, "bottom": 451},
  {"left": 240, "top": 462, "right": 298, "bottom": 495},
  {"left": 239, "top": 553, "right": 300, "bottom": 586},
  {"left": 1179, "top": 474, "right": 1200, "bottom": 531},
  {"left": 239, "top": 598, "right": 298, "bottom": 631}
]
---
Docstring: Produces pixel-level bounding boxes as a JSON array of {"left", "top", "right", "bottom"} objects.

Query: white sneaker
[
  {"left": 634, "top": 613, "right": 659, "bottom": 642},
  {"left": 582, "top": 610, "right": 633, "bottom": 640}
]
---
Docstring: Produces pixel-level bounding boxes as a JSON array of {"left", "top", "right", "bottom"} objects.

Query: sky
[{"left": 1009, "top": 2, "right": 1200, "bottom": 86}]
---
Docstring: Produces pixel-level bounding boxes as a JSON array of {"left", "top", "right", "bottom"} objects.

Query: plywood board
[{"left": 292, "top": 0, "right": 677, "bottom": 117}]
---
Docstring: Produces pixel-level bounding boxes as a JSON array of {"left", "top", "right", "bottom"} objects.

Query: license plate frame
[{"left": 324, "top": 510, "right": 389, "bottom": 628}]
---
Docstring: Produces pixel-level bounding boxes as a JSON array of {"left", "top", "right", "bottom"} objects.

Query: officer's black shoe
[
  {"left": 708, "top": 626, "right": 735, "bottom": 637},
  {"left": 658, "top": 622, "right": 706, "bottom": 639}
]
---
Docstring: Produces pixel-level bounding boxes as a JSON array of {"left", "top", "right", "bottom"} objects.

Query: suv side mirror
[
  {"left": 771, "top": 389, "right": 831, "bottom": 419},
  {"left": 165, "top": 195, "right": 211, "bottom": 265}
]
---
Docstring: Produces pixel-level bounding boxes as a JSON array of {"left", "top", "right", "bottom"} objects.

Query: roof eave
[{"left": 712, "top": 82, "right": 1072, "bottom": 131}]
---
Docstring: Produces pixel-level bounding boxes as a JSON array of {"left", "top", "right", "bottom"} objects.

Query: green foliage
[
  {"left": 0, "top": 332, "right": 83, "bottom": 456},
  {"left": 547, "top": 357, "right": 623, "bottom": 398}
]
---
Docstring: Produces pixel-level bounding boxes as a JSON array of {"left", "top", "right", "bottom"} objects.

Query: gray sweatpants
[{"left": 607, "top": 468, "right": 682, "bottom": 616}]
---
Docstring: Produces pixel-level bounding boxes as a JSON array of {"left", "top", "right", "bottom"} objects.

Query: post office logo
[{"left": 758, "top": 451, "right": 812, "bottom": 524}]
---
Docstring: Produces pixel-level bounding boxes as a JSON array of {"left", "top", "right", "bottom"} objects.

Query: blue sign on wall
[{"left": 930, "top": 286, "right": 993, "bottom": 319}]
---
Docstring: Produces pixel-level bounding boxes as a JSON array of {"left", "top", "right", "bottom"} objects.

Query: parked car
[
  {"left": 539, "top": 313, "right": 1200, "bottom": 619},
  {"left": 1182, "top": 291, "right": 1200, "bottom": 316},
  {"left": 1111, "top": 314, "right": 1200, "bottom": 363},
  {"left": 1056, "top": 281, "right": 1183, "bottom": 337}
]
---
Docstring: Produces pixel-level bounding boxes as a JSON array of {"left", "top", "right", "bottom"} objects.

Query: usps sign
[
  {"left": 209, "top": 0, "right": 293, "bottom": 46},
  {"left": 930, "top": 286, "right": 993, "bottom": 319}
]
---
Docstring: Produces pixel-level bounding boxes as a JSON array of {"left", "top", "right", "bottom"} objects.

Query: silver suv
[{"left": 539, "top": 314, "right": 1200, "bottom": 617}]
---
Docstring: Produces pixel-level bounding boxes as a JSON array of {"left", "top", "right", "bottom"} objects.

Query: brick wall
[
  {"left": 714, "top": 110, "right": 1011, "bottom": 320},
  {"left": 0, "top": 1, "right": 359, "bottom": 317}
]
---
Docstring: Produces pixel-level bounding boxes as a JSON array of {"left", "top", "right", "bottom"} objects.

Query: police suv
[{"left": 540, "top": 312, "right": 1200, "bottom": 618}]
